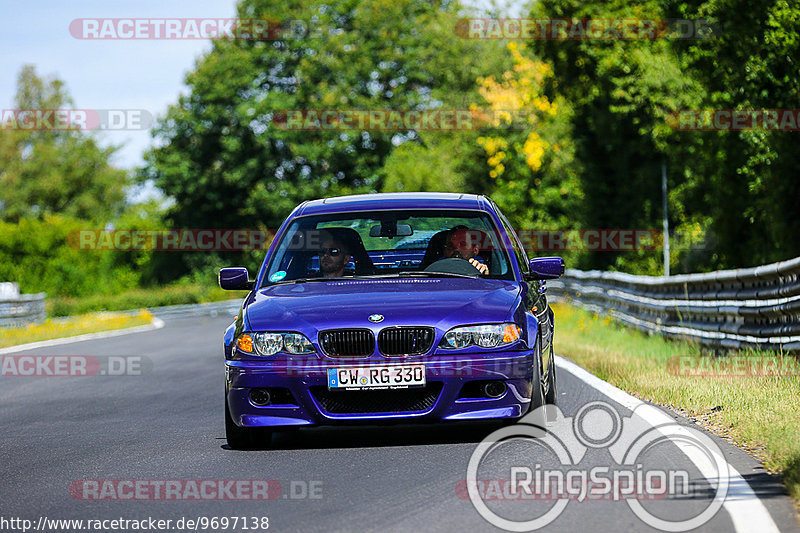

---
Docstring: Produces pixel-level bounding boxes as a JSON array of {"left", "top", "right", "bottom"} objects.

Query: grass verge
[
  {"left": 0, "top": 310, "right": 155, "bottom": 349},
  {"left": 552, "top": 301, "right": 800, "bottom": 503},
  {"left": 47, "top": 284, "right": 248, "bottom": 317}
]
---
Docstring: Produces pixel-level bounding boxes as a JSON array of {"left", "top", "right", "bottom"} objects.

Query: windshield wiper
[
  {"left": 398, "top": 271, "right": 478, "bottom": 279},
  {"left": 265, "top": 272, "right": 481, "bottom": 287},
  {"left": 267, "top": 277, "right": 351, "bottom": 286},
  {"left": 266, "top": 274, "right": 399, "bottom": 286}
]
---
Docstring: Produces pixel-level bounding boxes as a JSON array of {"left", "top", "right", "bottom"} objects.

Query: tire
[
  {"left": 544, "top": 343, "right": 558, "bottom": 406},
  {"left": 225, "top": 392, "right": 272, "bottom": 450},
  {"left": 526, "top": 333, "right": 547, "bottom": 429},
  {"left": 543, "top": 343, "right": 558, "bottom": 422}
]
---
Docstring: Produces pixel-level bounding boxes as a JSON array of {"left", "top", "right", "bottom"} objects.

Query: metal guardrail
[
  {"left": 547, "top": 256, "right": 800, "bottom": 352},
  {"left": 145, "top": 299, "right": 243, "bottom": 320},
  {"left": 0, "top": 283, "right": 46, "bottom": 328},
  {"left": 7, "top": 251, "right": 800, "bottom": 353},
  {"left": 42, "top": 298, "right": 244, "bottom": 326},
  {"left": 0, "top": 293, "right": 242, "bottom": 329}
]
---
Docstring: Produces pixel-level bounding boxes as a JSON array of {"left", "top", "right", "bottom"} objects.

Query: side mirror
[
  {"left": 527, "top": 257, "right": 565, "bottom": 280},
  {"left": 219, "top": 267, "right": 255, "bottom": 290}
]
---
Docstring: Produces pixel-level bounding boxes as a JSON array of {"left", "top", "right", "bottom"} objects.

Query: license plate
[{"left": 327, "top": 364, "right": 426, "bottom": 390}]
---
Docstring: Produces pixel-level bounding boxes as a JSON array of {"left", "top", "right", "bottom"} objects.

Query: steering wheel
[{"left": 423, "top": 257, "right": 483, "bottom": 276}]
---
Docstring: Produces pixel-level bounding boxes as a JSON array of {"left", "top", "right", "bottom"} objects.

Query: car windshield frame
[{"left": 259, "top": 208, "right": 517, "bottom": 287}]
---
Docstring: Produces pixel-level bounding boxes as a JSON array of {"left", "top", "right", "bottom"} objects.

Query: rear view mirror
[
  {"left": 527, "top": 257, "right": 565, "bottom": 280},
  {"left": 369, "top": 223, "right": 413, "bottom": 238},
  {"left": 219, "top": 267, "right": 254, "bottom": 290}
]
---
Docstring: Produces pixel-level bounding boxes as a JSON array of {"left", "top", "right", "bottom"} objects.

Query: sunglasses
[{"left": 319, "top": 247, "right": 342, "bottom": 257}]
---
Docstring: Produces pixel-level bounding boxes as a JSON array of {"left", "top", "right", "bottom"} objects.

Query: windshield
[{"left": 261, "top": 209, "right": 514, "bottom": 285}]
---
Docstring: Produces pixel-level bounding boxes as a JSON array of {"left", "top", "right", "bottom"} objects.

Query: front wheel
[
  {"left": 526, "top": 334, "right": 547, "bottom": 428},
  {"left": 225, "top": 393, "right": 272, "bottom": 450},
  {"left": 543, "top": 344, "right": 558, "bottom": 422},
  {"left": 544, "top": 343, "right": 558, "bottom": 406}
]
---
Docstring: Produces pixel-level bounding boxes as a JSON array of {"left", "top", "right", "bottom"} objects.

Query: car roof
[{"left": 294, "top": 192, "right": 492, "bottom": 216}]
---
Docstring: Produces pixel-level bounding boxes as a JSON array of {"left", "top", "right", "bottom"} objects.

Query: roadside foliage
[{"left": 1, "top": 0, "right": 799, "bottom": 297}]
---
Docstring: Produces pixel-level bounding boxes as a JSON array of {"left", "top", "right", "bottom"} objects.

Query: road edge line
[
  {"left": 0, "top": 317, "right": 166, "bottom": 355},
  {"left": 556, "top": 354, "right": 780, "bottom": 533}
]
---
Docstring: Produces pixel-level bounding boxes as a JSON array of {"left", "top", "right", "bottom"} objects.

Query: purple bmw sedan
[{"left": 220, "top": 192, "right": 564, "bottom": 449}]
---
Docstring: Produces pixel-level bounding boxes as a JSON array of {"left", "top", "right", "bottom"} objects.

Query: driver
[
  {"left": 317, "top": 230, "right": 352, "bottom": 278},
  {"left": 443, "top": 228, "right": 489, "bottom": 275}
]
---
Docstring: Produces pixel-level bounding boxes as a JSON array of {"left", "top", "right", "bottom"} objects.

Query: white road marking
[
  {"left": 0, "top": 317, "right": 165, "bottom": 355},
  {"left": 557, "top": 355, "right": 780, "bottom": 533}
]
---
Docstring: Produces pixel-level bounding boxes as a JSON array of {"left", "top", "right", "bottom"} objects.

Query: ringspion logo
[{"left": 466, "top": 402, "right": 728, "bottom": 530}]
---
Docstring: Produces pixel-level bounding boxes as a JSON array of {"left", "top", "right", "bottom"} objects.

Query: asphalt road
[{"left": 1, "top": 314, "right": 798, "bottom": 532}]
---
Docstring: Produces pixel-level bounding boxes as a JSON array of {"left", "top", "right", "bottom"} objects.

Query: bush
[
  {"left": 46, "top": 283, "right": 243, "bottom": 317},
  {"left": 0, "top": 215, "right": 143, "bottom": 297}
]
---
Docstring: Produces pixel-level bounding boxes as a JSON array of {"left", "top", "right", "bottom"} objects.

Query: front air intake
[
  {"left": 378, "top": 327, "right": 435, "bottom": 356},
  {"left": 319, "top": 329, "right": 375, "bottom": 357}
]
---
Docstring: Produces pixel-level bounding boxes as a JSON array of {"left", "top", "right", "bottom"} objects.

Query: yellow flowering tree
[{"left": 474, "top": 43, "right": 582, "bottom": 246}]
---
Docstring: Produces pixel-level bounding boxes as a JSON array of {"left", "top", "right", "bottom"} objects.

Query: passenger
[
  {"left": 317, "top": 230, "right": 352, "bottom": 278},
  {"left": 443, "top": 227, "right": 489, "bottom": 275}
]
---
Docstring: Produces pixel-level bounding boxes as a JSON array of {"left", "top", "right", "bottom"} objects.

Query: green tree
[
  {"left": 668, "top": 0, "right": 800, "bottom": 268},
  {"left": 0, "top": 66, "right": 127, "bottom": 222},
  {"left": 140, "top": 0, "right": 509, "bottom": 279},
  {"left": 528, "top": 0, "right": 800, "bottom": 272},
  {"left": 526, "top": 0, "right": 704, "bottom": 273}
]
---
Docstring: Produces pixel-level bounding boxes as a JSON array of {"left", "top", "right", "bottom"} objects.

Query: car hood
[{"left": 245, "top": 278, "right": 521, "bottom": 333}]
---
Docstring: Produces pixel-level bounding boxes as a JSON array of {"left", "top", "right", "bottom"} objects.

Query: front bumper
[{"left": 225, "top": 351, "right": 535, "bottom": 428}]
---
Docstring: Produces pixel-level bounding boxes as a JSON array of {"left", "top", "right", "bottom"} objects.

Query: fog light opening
[
  {"left": 249, "top": 388, "right": 272, "bottom": 406},
  {"left": 484, "top": 381, "right": 507, "bottom": 398}
]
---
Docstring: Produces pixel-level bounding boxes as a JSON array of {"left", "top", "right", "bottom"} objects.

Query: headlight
[
  {"left": 282, "top": 333, "right": 314, "bottom": 354},
  {"left": 235, "top": 332, "right": 315, "bottom": 356},
  {"left": 254, "top": 333, "right": 284, "bottom": 355},
  {"left": 439, "top": 323, "right": 522, "bottom": 349}
]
